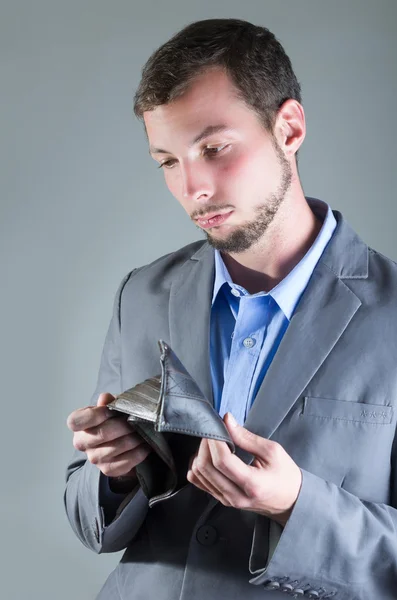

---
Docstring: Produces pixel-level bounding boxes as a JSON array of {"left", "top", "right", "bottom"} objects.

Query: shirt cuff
[{"left": 99, "top": 473, "right": 135, "bottom": 526}]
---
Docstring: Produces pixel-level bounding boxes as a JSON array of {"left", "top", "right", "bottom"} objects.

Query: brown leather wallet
[{"left": 107, "top": 340, "right": 235, "bottom": 507}]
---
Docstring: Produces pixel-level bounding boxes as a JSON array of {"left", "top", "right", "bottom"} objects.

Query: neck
[{"left": 221, "top": 192, "right": 323, "bottom": 294}]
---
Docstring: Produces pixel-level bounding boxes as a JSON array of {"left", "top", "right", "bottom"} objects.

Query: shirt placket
[{"left": 220, "top": 295, "right": 268, "bottom": 424}]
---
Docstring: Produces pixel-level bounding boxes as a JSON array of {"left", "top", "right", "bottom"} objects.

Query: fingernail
[{"left": 227, "top": 413, "right": 238, "bottom": 427}]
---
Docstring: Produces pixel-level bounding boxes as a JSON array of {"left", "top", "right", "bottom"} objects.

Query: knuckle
[
  {"left": 213, "top": 456, "right": 227, "bottom": 471},
  {"left": 191, "top": 462, "right": 199, "bottom": 475},
  {"left": 241, "top": 428, "right": 255, "bottom": 443},
  {"left": 244, "top": 481, "right": 259, "bottom": 498},
  {"left": 121, "top": 434, "right": 140, "bottom": 456},
  {"left": 194, "top": 457, "right": 206, "bottom": 474},
  {"left": 226, "top": 495, "right": 238, "bottom": 508},
  {"left": 88, "top": 451, "right": 99, "bottom": 465},
  {"left": 121, "top": 434, "right": 134, "bottom": 451},
  {"left": 96, "top": 425, "right": 106, "bottom": 443},
  {"left": 220, "top": 495, "right": 232, "bottom": 507},
  {"left": 99, "top": 464, "right": 112, "bottom": 477},
  {"left": 269, "top": 440, "right": 282, "bottom": 459},
  {"left": 113, "top": 420, "right": 132, "bottom": 441},
  {"left": 73, "top": 435, "right": 86, "bottom": 452}
]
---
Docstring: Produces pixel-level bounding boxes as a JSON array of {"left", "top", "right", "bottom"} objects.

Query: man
[{"left": 64, "top": 18, "right": 397, "bottom": 600}]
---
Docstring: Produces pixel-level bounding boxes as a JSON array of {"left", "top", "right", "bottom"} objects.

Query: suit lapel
[
  {"left": 168, "top": 241, "right": 216, "bottom": 407},
  {"left": 244, "top": 261, "right": 362, "bottom": 439},
  {"left": 245, "top": 211, "right": 368, "bottom": 439}
]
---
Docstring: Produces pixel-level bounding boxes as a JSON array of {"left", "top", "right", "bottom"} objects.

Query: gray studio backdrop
[{"left": 1, "top": 1, "right": 396, "bottom": 599}]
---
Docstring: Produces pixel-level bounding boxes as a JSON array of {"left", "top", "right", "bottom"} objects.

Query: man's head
[{"left": 134, "top": 19, "right": 306, "bottom": 253}]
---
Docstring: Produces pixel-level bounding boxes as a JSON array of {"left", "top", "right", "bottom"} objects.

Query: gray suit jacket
[{"left": 64, "top": 206, "right": 397, "bottom": 600}]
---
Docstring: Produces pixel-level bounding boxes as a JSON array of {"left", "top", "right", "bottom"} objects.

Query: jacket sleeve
[
  {"left": 63, "top": 270, "right": 149, "bottom": 554},
  {"left": 248, "top": 429, "right": 397, "bottom": 599}
]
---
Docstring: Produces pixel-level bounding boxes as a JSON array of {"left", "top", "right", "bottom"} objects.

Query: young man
[{"left": 65, "top": 18, "right": 397, "bottom": 599}]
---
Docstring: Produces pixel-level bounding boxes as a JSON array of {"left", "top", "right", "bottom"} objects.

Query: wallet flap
[{"left": 157, "top": 340, "right": 235, "bottom": 452}]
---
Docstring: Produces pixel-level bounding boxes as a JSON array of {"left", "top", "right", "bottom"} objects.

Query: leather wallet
[{"left": 107, "top": 340, "right": 235, "bottom": 507}]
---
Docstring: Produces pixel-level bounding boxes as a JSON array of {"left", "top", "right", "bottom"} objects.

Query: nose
[{"left": 180, "top": 161, "right": 214, "bottom": 203}]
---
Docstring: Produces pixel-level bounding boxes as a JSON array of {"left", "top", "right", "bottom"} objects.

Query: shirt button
[
  {"left": 243, "top": 337, "right": 256, "bottom": 348},
  {"left": 196, "top": 525, "right": 218, "bottom": 546},
  {"left": 230, "top": 288, "right": 240, "bottom": 297}
]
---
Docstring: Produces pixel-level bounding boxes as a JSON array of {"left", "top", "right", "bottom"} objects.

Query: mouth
[{"left": 195, "top": 211, "right": 233, "bottom": 229}]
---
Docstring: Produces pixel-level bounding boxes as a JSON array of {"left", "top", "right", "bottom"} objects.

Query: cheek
[
  {"left": 163, "top": 170, "right": 178, "bottom": 195},
  {"left": 163, "top": 171, "right": 191, "bottom": 214},
  {"left": 221, "top": 151, "right": 274, "bottom": 195},
  {"left": 224, "top": 148, "right": 271, "bottom": 181},
  {"left": 221, "top": 151, "right": 252, "bottom": 177}
]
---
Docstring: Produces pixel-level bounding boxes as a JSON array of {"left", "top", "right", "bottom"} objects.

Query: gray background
[{"left": 1, "top": 1, "right": 396, "bottom": 598}]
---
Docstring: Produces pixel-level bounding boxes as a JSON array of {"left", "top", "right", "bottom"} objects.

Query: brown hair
[{"left": 133, "top": 18, "right": 302, "bottom": 140}]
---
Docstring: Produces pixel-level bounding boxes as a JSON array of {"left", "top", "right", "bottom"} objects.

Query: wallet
[{"left": 107, "top": 340, "right": 235, "bottom": 507}]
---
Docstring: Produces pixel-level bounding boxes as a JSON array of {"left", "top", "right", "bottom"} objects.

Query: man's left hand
[{"left": 187, "top": 412, "right": 302, "bottom": 527}]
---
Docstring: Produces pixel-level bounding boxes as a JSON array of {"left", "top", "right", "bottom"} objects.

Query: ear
[{"left": 274, "top": 99, "right": 306, "bottom": 158}]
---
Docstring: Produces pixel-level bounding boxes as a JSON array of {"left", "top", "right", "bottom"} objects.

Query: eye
[
  {"left": 203, "top": 143, "right": 230, "bottom": 158},
  {"left": 158, "top": 144, "right": 230, "bottom": 169},
  {"left": 158, "top": 159, "right": 177, "bottom": 169}
]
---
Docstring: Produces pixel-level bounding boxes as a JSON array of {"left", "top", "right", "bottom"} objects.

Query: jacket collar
[{"left": 190, "top": 201, "right": 369, "bottom": 280}]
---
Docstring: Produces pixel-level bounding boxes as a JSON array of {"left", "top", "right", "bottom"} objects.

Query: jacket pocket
[{"left": 302, "top": 396, "right": 393, "bottom": 424}]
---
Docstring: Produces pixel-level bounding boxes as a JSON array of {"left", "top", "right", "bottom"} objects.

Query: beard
[{"left": 201, "top": 139, "right": 293, "bottom": 253}]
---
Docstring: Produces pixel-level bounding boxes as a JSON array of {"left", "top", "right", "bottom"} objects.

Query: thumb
[
  {"left": 224, "top": 412, "right": 267, "bottom": 456},
  {"left": 97, "top": 392, "right": 116, "bottom": 407}
]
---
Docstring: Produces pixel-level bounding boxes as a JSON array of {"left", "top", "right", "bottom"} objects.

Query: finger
[
  {"left": 66, "top": 405, "right": 114, "bottom": 432},
  {"left": 206, "top": 438, "right": 253, "bottom": 493},
  {"left": 97, "top": 392, "right": 116, "bottom": 407},
  {"left": 187, "top": 469, "right": 221, "bottom": 499},
  {"left": 88, "top": 434, "right": 151, "bottom": 464},
  {"left": 98, "top": 445, "right": 152, "bottom": 478},
  {"left": 188, "top": 455, "right": 244, "bottom": 507},
  {"left": 187, "top": 439, "right": 214, "bottom": 492},
  {"left": 74, "top": 419, "right": 141, "bottom": 451},
  {"left": 224, "top": 412, "right": 273, "bottom": 463},
  {"left": 190, "top": 438, "right": 244, "bottom": 499}
]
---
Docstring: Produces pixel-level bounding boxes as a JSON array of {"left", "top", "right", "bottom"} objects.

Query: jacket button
[
  {"left": 263, "top": 581, "right": 280, "bottom": 590},
  {"left": 196, "top": 525, "right": 218, "bottom": 546},
  {"left": 280, "top": 583, "right": 294, "bottom": 592}
]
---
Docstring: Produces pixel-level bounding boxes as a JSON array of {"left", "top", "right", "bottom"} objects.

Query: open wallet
[{"left": 106, "top": 340, "right": 236, "bottom": 507}]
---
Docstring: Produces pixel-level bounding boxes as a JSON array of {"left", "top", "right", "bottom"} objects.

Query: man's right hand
[{"left": 66, "top": 392, "right": 152, "bottom": 485}]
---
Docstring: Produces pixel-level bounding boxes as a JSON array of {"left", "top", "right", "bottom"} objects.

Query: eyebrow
[{"left": 148, "top": 124, "right": 233, "bottom": 156}]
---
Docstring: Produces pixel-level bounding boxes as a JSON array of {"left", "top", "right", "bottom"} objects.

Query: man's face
[{"left": 144, "top": 68, "right": 293, "bottom": 253}]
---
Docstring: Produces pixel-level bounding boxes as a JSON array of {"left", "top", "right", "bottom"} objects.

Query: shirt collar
[{"left": 211, "top": 198, "right": 337, "bottom": 320}]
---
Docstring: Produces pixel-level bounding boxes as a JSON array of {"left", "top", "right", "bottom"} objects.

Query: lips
[
  {"left": 196, "top": 212, "right": 225, "bottom": 221},
  {"left": 196, "top": 211, "right": 233, "bottom": 229}
]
